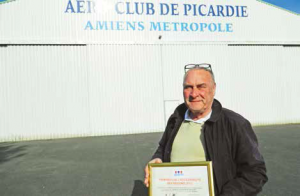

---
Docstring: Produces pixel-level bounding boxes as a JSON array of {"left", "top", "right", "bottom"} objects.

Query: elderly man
[{"left": 144, "top": 64, "right": 267, "bottom": 196}]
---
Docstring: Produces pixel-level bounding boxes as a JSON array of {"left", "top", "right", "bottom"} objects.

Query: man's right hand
[{"left": 144, "top": 158, "right": 163, "bottom": 187}]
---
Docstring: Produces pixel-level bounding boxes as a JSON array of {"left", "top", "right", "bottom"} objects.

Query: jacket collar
[{"left": 207, "top": 99, "right": 222, "bottom": 123}]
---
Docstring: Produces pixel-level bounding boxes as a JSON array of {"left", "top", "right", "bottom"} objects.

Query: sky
[{"left": 261, "top": 0, "right": 300, "bottom": 14}]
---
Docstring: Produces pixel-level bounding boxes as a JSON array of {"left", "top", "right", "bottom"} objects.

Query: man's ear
[{"left": 213, "top": 83, "right": 216, "bottom": 96}]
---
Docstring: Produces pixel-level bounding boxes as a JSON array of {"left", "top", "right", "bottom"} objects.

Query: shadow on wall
[
  {"left": 0, "top": 143, "right": 27, "bottom": 164},
  {"left": 131, "top": 180, "right": 148, "bottom": 196}
]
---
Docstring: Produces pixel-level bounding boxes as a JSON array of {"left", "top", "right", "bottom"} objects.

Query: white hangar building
[{"left": 0, "top": 0, "right": 300, "bottom": 141}]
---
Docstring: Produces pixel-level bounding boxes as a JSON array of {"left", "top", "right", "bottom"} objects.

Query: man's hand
[{"left": 144, "top": 158, "right": 163, "bottom": 187}]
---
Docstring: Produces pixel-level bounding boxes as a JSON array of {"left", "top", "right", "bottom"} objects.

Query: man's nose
[{"left": 190, "top": 88, "right": 199, "bottom": 98}]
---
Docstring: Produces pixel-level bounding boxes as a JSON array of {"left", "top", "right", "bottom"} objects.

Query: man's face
[{"left": 183, "top": 69, "right": 216, "bottom": 118}]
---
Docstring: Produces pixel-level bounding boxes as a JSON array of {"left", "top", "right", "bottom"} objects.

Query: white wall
[
  {"left": 160, "top": 44, "right": 300, "bottom": 125},
  {"left": 0, "top": 44, "right": 165, "bottom": 141}
]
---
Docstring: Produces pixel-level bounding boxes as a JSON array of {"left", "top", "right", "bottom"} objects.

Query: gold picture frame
[{"left": 149, "top": 161, "right": 214, "bottom": 196}]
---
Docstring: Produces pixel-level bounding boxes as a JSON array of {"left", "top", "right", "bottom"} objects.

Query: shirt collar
[{"left": 184, "top": 110, "right": 212, "bottom": 124}]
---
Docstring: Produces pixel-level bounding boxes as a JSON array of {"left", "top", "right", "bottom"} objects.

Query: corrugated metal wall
[
  {"left": 1, "top": 44, "right": 300, "bottom": 141},
  {"left": 0, "top": 44, "right": 165, "bottom": 141}
]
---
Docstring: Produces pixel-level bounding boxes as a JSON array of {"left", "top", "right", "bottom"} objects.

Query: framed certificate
[{"left": 149, "top": 161, "right": 214, "bottom": 196}]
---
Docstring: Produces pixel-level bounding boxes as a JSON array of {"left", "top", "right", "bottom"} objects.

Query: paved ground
[{"left": 0, "top": 124, "right": 299, "bottom": 196}]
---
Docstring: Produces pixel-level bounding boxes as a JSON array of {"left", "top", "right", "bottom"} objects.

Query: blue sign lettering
[
  {"left": 65, "top": 0, "right": 95, "bottom": 13},
  {"left": 115, "top": 2, "right": 155, "bottom": 15}
]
